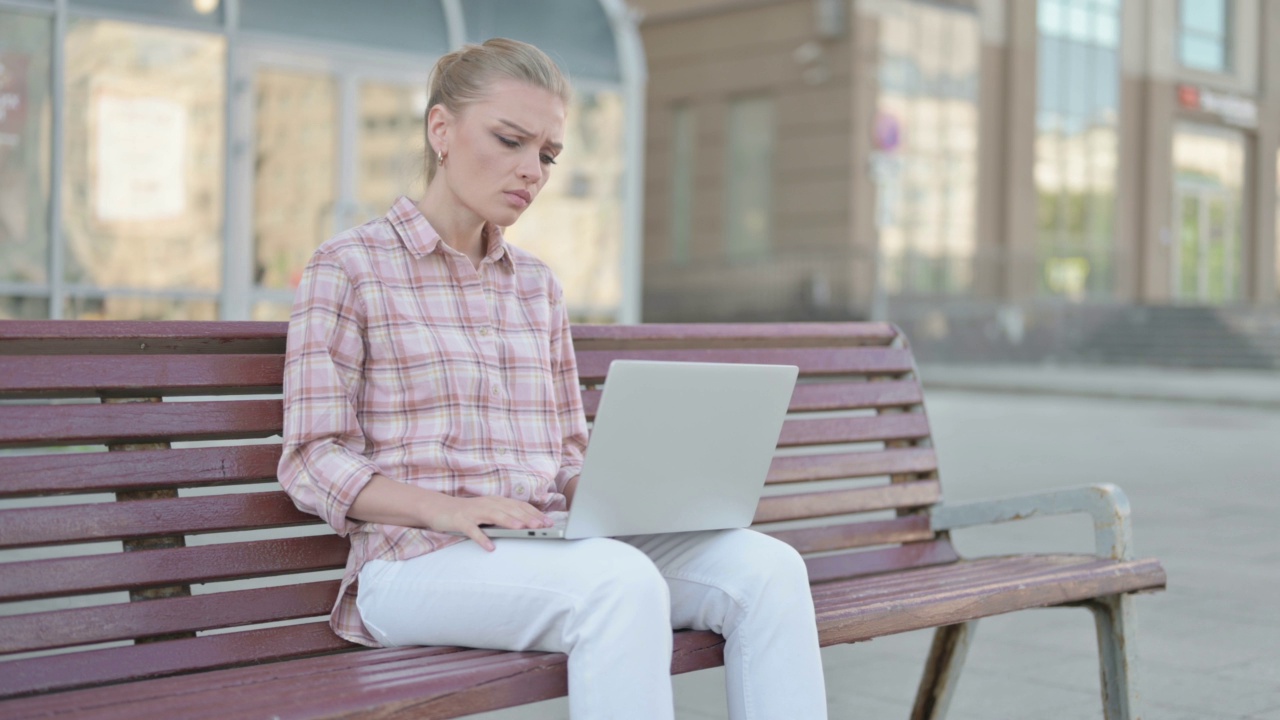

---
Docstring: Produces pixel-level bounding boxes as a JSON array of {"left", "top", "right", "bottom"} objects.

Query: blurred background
[{"left": 1, "top": 0, "right": 1278, "bottom": 367}]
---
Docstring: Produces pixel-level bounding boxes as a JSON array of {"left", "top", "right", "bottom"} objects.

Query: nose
[{"left": 517, "top": 149, "right": 542, "bottom": 183}]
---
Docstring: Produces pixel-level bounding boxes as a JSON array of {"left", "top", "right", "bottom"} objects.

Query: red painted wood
[
  {"left": 0, "top": 581, "right": 340, "bottom": 654},
  {"left": 0, "top": 491, "right": 318, "bottom": 549},
  {"left": 579, "top": 379, "right": 925, "bottom": 419},
  {"left": 0, "top": 399, "right": 282, "bottom": 449},
  {"left": 571, "top": 322, "right": 899, "bottom": 345},
  {"left": 0, "top": 535, "right": 347, "bottom": 602},
  {"left": 753, "top": 479, "right": 941, "bottom": 524},
  {"left": 766, "top": 515, "right": 934, "bottom": 554},
  {"left": 0, "top": 321, "right": 288, "bottom": 355},
  {"left": 777, "top": 413, "right": 931, "bottom": 447},
  {"left": 0, "top": 444, "right": 282, "bottom": 498},
  {"left": 575, "top": 347, "right": 914, "bottom": 382},
  {"left": 0, "top": 621, "right": 357, "bottom": 699},
  {"left": 765, "top": 447, "right": 938, "bottom": 484},
  {"left": 0, "top": 355, "right": 284, "bottom": 398},
  {"left": 813, "top": 556, "right": 1167, "bottom": 645},
  {"left": 803, "top": 539, "right": 960, "bottom": 583}
]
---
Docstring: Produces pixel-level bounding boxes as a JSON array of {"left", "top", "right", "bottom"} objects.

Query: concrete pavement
[{"left": 473, "top": 365, "right": 1280, "bottom": 719}]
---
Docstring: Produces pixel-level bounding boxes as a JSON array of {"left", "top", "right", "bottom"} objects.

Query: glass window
[
  {"left": 1035, "top": 0, "right": 1121, "bottom": 300},
  {"left": 1179, "top": 0, "right": 1231, "bottom": 73},
  {"left": 70, "top": 0, "right": 223, "bottom": 28},
  {"left": 502, "top": 90, "right": 625, "bottom": 320},
  {"left": 64, "top": 295, "right": 217, "bottom": 320},
  {"left": 62, "top": 19, "right": 225, "bottom": 297},
  {"left": 724, "top": 96, "right": 774, "bottom": 263},
  {"left": 252, "top": 68, "right": 338, "bottom": 292},
  {"left": 356, "top": 80, "right": 427, "bottom": 226},
  {"left": 0, "top": 10, "right": 53, "bottom": 288},
  {"left": 1276, "top": 148, "right": 1279, "bottom": 303},
  {"left": 875, "top": 0, "right": 980, "bottom": 296},
  {"left": 1170, "top": 122, "right": 1244, "bottom": 305},
  {"left": 669, "top": 104, "right": 694, "bottom": 266},
  {"left": 240, "top": 0, "right": 448, "bottom": 58}
]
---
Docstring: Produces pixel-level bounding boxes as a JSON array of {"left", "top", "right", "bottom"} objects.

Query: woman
[{"left": 279, "top": 38, "right": 827, "bottom": 720}]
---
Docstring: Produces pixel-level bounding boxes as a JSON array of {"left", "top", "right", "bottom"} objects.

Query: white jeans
[{"left": 356, "top": 528, "right": 828, "bottom": 720}]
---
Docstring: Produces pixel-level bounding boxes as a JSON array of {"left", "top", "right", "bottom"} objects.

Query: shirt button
[
  {"left": 515, "top": 484, "right": 526, "bottom": 495},
  {"left": 496, "top": 447, "right": 507, "bottom": 456},
  {"left": 479, "top": 327, "right": 490, "bottom": 337},
  {"left": 490, "top": 386, "right": 499, "bottom": 397}
]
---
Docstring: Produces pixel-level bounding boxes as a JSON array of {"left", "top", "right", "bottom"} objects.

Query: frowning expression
[{"left": 430, "top": 78, "right": 566, "bottom": 228}]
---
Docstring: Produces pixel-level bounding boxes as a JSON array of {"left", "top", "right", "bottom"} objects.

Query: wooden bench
[{"left": 0, "top": 321, "right": 1165, "bottom": 719}]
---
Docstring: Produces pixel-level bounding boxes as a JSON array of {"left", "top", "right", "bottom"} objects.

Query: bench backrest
[{"left": 0, "top": 321, "right": 951, "bottom": 698}]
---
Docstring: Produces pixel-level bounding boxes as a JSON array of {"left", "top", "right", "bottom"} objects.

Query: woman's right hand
[
  {"left": 348, "top": 475, "right": 550, "bottom": 552},
  {"left": 426, "top": 494, "right": 553, "bottom": 552}
]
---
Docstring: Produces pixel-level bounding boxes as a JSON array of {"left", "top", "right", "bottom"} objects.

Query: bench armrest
[{"left": 929, "top": 483, "right": 1133, "bottom": 560}]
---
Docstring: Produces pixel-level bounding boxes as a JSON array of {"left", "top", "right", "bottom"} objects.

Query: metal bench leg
[
  {"left": 910, "top": 620, "right": 978, "bottom": 720},
  {"left": 1088, "top": 594, "right": 1142, "bottom": 720}
]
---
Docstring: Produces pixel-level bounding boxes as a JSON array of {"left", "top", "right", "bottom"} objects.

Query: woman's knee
[
  {"left": 572, "top": 538, "right": 671, "bottom": 611},
  {"left": 726, "top": 530, "right": 813, "bottom": 599}
]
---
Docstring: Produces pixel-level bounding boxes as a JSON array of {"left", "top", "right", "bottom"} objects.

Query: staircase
[{"left": 1077, "top": 306, "right": 1280, "bottom": 370}]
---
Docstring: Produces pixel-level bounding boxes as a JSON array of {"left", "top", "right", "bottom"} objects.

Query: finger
[{"left": 462, "top": 524, "right": 495, "bottom": 552}]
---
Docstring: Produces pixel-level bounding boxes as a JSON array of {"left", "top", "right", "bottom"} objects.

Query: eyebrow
[{"left": 499, "top": 119, "right": 563, "bottom": 153}]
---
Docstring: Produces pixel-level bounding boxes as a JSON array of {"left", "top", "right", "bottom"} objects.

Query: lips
[{"left": 504, "top": 189, "right": 532, "bottom": 208}]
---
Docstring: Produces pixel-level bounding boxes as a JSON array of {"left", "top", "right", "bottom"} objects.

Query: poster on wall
[
  {"left": 0, "top": 53, "right": 28, "bottom": 147},
  {"left": 95, "top": 93, "right": 187, "bottom": 221}
]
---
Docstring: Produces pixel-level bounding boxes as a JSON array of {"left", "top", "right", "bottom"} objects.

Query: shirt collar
[{"left": 386, "top": 196, "right": 515, "bottom": 273}]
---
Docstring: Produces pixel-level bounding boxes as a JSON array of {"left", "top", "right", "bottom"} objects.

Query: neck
[{"left": 417, "top": 181, "right": 487, "bottom": 265}]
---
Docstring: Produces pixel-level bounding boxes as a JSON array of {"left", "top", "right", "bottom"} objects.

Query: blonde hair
[{"left": 425, "top": 38, "right": 571, "bottom": 182}]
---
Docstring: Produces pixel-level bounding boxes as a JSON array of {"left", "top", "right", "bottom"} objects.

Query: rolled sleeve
[
  {"left": 549, "top": 287, "right": 588, "bottom": 493},
  {"left": 278, "top": 251, "right": 381, "bottom": 537}
]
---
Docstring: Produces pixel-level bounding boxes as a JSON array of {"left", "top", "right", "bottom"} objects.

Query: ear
[{"left": 426, "top": 103, "right": 454, "bottom": 156}]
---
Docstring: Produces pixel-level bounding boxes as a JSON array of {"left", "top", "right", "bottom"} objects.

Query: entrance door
[
  {"left": 1170, "top": 123, "right": 1246, "bottom": 305},
  {"left": 228, "top": 46, "right": 429, "bottom": 319},
  {"left": 1173, "top": 183, "right": 1238, "bottom": 304}
]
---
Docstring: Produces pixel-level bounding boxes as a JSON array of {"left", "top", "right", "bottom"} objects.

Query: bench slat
[
  {"left": 804, "top": 539, "right": 959, "bottom": 583},
  {"left": 766, "top": 515, "right": 934, "bottom": 554},
  {"left": 0, "top": 321, "right": 288, "bottom": 356},
  {"left": 581, "top": 379, "right": 925, "bottom": 418},
  {"left": 571, "top": 322, "right": 899, "bottom": 346},
  {"left": 0, "top": 355, "right": 284, "bottom": 398},
  {"left": 575, "top": 347, "right": 914, "bottom": 382},
  {"left": 0, "top": 536, "right": 347, "bottom": 602},
  {"left": 814, "top": 555, "right": 1167, "bottom": 645},
  {"left": 0, "top": 492, "right": 317, "bottom": 549},
  {"left": 753, "top": 479, "right": 940, "bottom": 524},
  {"left": 777, "top": 413, "right": 930, "bottom": 447},
  {"left": 0, "top": 581, "right": 340, "bottom": 655},
  {"left": 0, "top": 556, "right": 1164, "bottom": 719},
  {"left": 0, "top": 445, "right": 281, "bottom": 498},
  {"left": 766, "top": 448, "right": 937, "bottom": 484},
  {"left": 0, "top": 400, "right": 282, "bottom": 449},
  {"left": 0, "top": 621, "right": 357, "bottom": 699}
]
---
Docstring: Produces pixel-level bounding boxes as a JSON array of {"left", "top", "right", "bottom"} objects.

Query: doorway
[{"left": 1170, "top": 122, "right": 1246, "bottom": 305}]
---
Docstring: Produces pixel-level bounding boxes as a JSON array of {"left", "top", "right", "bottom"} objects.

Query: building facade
[
  {"left": 637, "top": 0, "right": 1280, "bottom": 362},
  {"left": 0, "top": 0, "right": 640, "bottom": 323}
]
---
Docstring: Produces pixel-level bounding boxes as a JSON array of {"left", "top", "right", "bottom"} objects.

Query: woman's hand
[
  {"left": 427, "top": 495, "right": 552, "bottom": 551},
  {"left": 348, "top": 475, "right": 551, "bottom": 551}
]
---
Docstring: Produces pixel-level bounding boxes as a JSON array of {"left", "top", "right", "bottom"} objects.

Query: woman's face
[{"left": 433, "top": 78, "right": 566, "bottom": 228}]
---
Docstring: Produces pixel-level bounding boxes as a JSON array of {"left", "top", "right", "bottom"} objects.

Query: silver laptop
[{"left": 480, "top": 360, "right": 798, "bottom": 540}]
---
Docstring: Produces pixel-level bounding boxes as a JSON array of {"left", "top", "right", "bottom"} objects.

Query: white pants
[{"left": 356, "top": 529, "right": 828, "bottom": 720}]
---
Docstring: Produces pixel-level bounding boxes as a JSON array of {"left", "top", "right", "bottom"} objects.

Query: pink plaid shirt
[{"left": 278, "top": 196, "right": 588, "bottom": 647}]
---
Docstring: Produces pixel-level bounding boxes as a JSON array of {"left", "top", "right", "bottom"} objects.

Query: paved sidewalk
[{"left": 917, "top": 363, "right": 1280, "bottom": 409}]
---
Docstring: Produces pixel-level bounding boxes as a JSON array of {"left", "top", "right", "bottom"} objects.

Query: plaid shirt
[{"left": 279, "top": 196, "right": 588, "bottom": 647}]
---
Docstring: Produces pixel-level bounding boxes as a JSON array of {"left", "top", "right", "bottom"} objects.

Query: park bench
[{"left": 0, "top": 320, "right": 1165, "bottom": 719}]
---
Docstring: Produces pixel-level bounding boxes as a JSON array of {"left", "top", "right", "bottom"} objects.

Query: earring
[{"left": 436, "top": 148, "right": 446, "bottom": 166}]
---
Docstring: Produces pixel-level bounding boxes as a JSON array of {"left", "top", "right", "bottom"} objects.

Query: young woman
[{"left": 279, "top": 38, "right": 828, "bottom": 720}]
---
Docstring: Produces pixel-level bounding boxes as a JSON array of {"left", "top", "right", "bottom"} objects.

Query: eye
[
  {"left": 540, "top": 153, "right": 557, "bottom": 166},
  {"left": 496, "top": 134, "right": 519, "bottom": 148}
]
